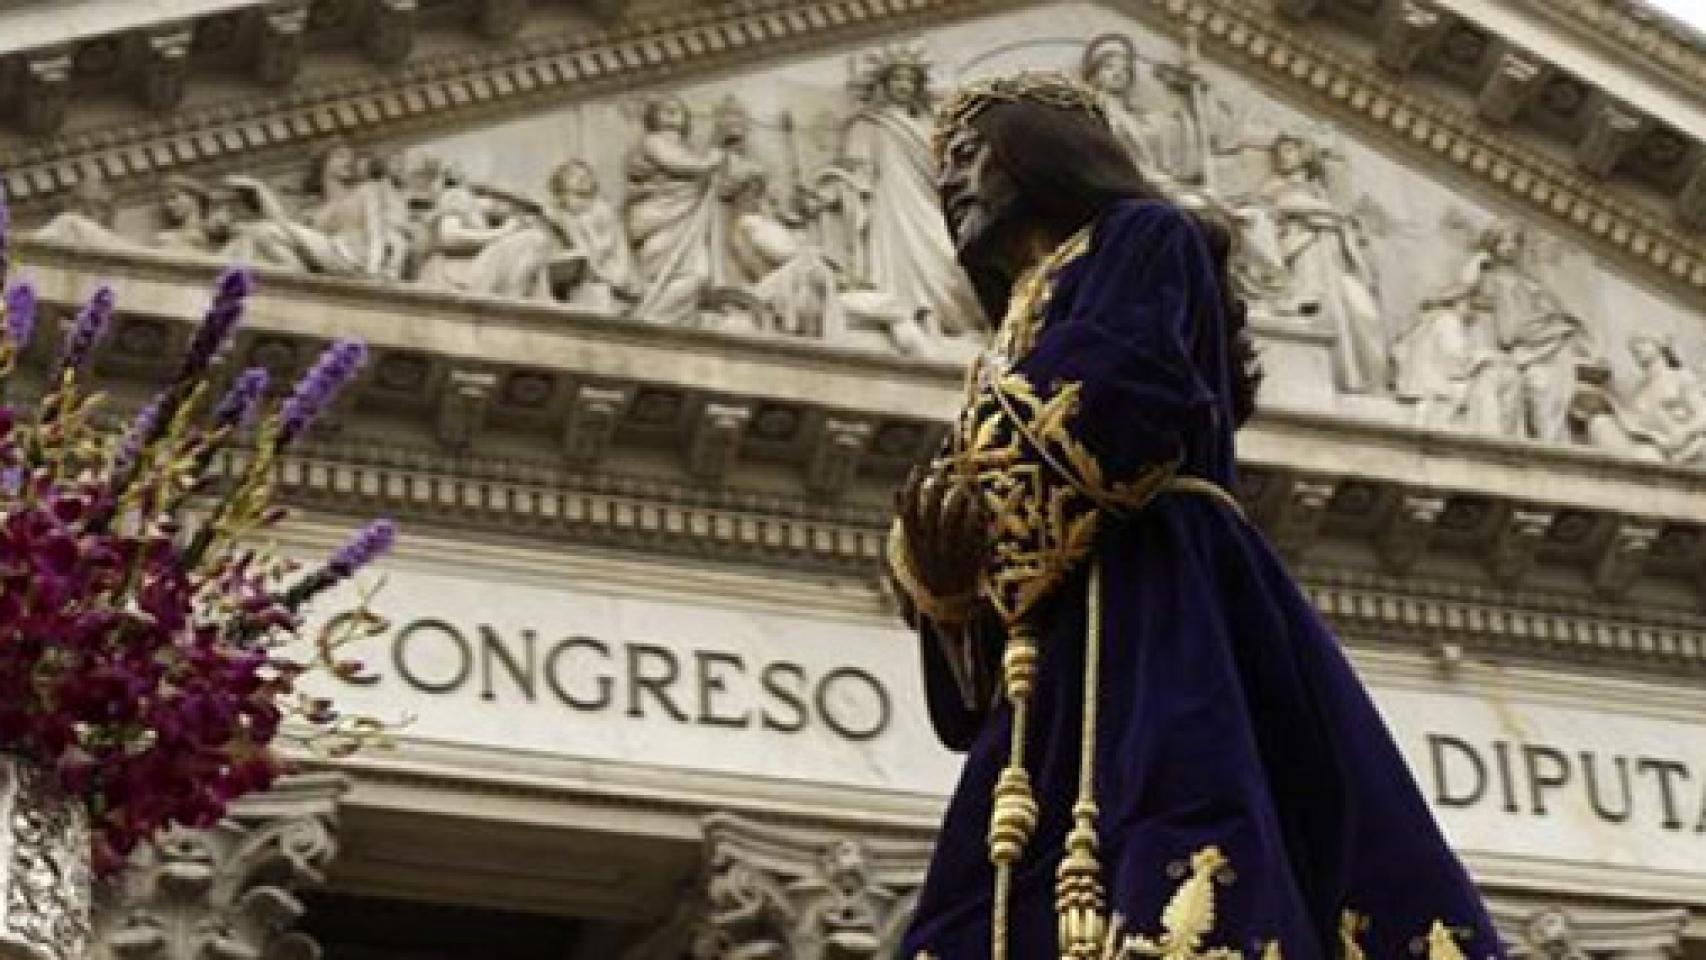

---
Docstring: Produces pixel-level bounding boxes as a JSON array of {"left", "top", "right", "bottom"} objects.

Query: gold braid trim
[
  {"left": 1055, "top": 557, "right": 1107, "bottom": 958},
  {"left": 920, "top": 852, "right": 1483, "bottom": 959}
]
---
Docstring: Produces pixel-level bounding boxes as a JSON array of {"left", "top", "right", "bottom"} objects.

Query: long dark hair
[{"left": 961, "top": 100, "right": 1261, "bottom": 427}]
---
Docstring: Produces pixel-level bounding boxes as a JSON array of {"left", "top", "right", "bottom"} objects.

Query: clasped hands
[{"left": 889, "top": 467, "right": 991, "bottom": 626}]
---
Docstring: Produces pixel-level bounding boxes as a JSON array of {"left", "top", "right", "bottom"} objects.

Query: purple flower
[
  {"left": 213, "top": 367, "right": 268, "bottom": 430},
  {"left": 278, "top": 339, "right": 366, "bottom": 445},
  {"left": 60, "top": 285, "right": 115, "bottom": 373},
  {"left": 176, "top": 268, "right": 253, "bottom": 385},
  {"left": 4, "top": 283, "right": 36, "bottom": 351},
  {"left": 329, "top": 519, "right": 395, "bottom": 577},
  {"left": 112, "top": 398, "right": 164, "bottom": 476}
]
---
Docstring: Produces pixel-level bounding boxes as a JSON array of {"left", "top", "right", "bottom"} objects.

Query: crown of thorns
[{"left": 931, "top": 70, "right": 1109, "bottom": 165}]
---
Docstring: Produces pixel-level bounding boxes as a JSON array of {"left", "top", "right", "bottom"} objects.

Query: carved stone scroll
[
  {"left": 1577, "top": 101, "right": 1646, "bottom": 178},
  {"left": 477, "top": 0, "right": 531, "bottom": 39},
  {"left": 1267, "top": 477, "right": 1337, "bottom": 561},
  {"left": 254, "top": 1, "right": 312, "bottom": 86},
  {"left": 1477, "top": 50, "right": 1547, "bottom": 125},
  {"left": 1592, "top": 520, "right": 1661, "bottom": 600},
  {"left": 1679, "top": 159, "right": 1706, "bottom": 231},
  {"left": 18, "top": 51, "right": 74, "bottom": 135},
  {"left": 362, "top": 0, "right": 420, "bottom": 66},
  {"left": 623, "top": 813, "right": 931, "bottom": 960},
  {"left": 437, "top": 368, "right": 498, "bottom": 451},
  {"left": 806, "top": 419, "right": 873, "bottom": 498},
  {"left": 90, "top": 773, "right": 349, "bottom": 960},
  {"left": 1487, "top": 508, "right": 1555, "bottom": 587},
  {"left": 1377, "top": 1, "right": 1447, "bottom": 74},
  {"left": 688, "top": 403, "right": 753, "bottom": 482},
  {"left": 137, "top": 26, "right": 196, "bottom": 112},
  {"left": 1275, "top": 0, "right": 1323, "bottom": 19},
  {"left": 1488, "top": 902, "right": 1688, "bottom": 959},
  {"left": 564, "top": 384, "right": 631, "bottom": 467},
  {"left": 1378, "top": 493, "right": 1446, "bottom": 575}
]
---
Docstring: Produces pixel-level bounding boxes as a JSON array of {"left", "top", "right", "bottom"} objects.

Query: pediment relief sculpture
[{"left": 14, "top": 17, "right": 1699, "bottom": 472}]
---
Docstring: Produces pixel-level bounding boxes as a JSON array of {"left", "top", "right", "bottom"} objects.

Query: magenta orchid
[{"left": 0, "top": 198, "right": 395, "bottom": 875}]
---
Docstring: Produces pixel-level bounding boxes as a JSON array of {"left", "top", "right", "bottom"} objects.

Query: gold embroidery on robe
[{"left": 1339, "top": 910, "right": 1369, "bottom": 960}]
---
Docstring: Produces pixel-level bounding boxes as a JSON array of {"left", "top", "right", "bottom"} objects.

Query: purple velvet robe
[{"left": 900, "top": 200, "right": 1504, "bottom": 959}]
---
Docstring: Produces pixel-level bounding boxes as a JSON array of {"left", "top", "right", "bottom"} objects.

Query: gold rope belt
[
  {"left": 989, "top": 474, "right": 1244, "bottom": 960},
  {"left": 1159, "top": 475, "right": 1246, "bottom": 520}
]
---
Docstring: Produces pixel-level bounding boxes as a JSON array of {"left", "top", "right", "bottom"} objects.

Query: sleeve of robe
[{"left": 903, "top": 199, "right": 1228, "bottom": 748}]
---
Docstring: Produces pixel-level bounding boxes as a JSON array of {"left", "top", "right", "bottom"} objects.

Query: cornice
[
  {"left": 1127, "top": 0, "right": 1706, "bottom": 295},
  {"left": 1512, "top": 0, "right": 1706, "bottom": 95}
]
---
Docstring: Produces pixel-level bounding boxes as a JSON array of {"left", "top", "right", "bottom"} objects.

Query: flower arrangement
[{"left": 0, "top": 198, "right": 394, "bottom": 874}]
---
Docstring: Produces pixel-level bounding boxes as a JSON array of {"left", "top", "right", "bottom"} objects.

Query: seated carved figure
[
  {"left": 723, "top": 168, "right": 844, "bottom": 339},
  {"left": 459, "top": 160, "right": 639, "bottom": 310},
  {"left": 415, "top": 162, "right": 522, "bottom": 294},
  {"left": 1575, "top": 335, "right": 1706, "bottom": 464},
  {"left": 1393, "top": 286, "right": 1514, "bottom": 434}
]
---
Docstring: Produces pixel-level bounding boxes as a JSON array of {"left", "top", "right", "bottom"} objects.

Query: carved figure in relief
[
  {"left": 1489, "top": 903, "right": 1690, "bottom": 959},
  {"left": 471, "top": 159, "right": 640, "bottom": 310},
  {"left": 203, "top": 183, "right": 309, "bottom": 271},
  {"left": 1517, "top": 909, "right": 1591, "bottom": 960},
  {"left": 1468, "top": 222, "right": 1599, "bottom": 442},
  {"left": 625, "top": 95, "right": 733, "bottom": 326},
  {"left": 152, "top": 177, "right": 219, "bottom": 254},
  {"left": 1393, "top": 275, "right": 1514, "bottom": 433},
  {"left": 713, "top": 97, "right": 845, "bottom": 338},
  {"left": 362, "top": 149, "right": 422, "bottom": 281},
  {"left": 33, "top": 173, "right": 139, "bottom": 251},
  {"left": 1079, "top": 34, "right": 1203, "bottom": 189},
  {"left": 821, "top": 47, "right": 983, "bottom": 339},
  {"left": 415, "top": 161, "right": 524, "bottom": 294},
  {"left": 1253, "top": 132, "right": 1387, "bottom": 392},
  {"left": 1576, "top": 335, "right": 1706, "bottom": 464},
  {"left": 224, "top": 143, "right": 392, "bottom": 277},
  {"left": 1396, "top": 220, "right": 1598, "bottom": 441}
]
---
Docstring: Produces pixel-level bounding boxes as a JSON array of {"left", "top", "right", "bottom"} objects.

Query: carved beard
[{"left": 954, "top": 191, "right": 1031, "bottom": 325}]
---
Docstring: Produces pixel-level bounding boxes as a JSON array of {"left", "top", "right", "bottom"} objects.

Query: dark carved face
[{"left": 936, "top": 122, "right": 1019, "bottom": 257}]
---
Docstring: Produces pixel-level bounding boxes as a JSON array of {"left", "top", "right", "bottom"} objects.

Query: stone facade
[{"left": 0, "top": 0, "right": 1702, "bottom": 956}]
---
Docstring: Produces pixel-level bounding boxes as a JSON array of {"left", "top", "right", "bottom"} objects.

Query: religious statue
[
  {"left": 625, "top": 95, "right": 733, "bottom": 326},
  {"left": 818, "top": 47, "right": 983, "bottom": 339},
  {"left": 1575, "top": 335, "right": 1706, "bottom": 464},
  {"left": 1078, "top": 33, "right": 1203, "bottom": 188},
  {"left": 886, "top": 70, "right": 1503, "bottom": 959},
  {"left": 1252, "top": 132, "right": 1387, "bottom": 393}
]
